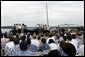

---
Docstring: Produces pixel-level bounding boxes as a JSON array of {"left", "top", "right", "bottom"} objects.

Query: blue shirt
[
  {"left": 28, "top": 44, "right": 38, "bottom": 52},
  {"left": 4, "top": 45, "right": 20, "bottom": 56},
  {"left": 15, "top": 50, "right": 35, "bottom": 56},
  {"left": 58, "top": 49, "right": 66, "bottom": 56},
  {"left": 38, "top": 43, "right": 50, "bottom": 51}
]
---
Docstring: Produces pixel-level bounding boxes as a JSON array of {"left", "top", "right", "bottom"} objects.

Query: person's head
[
  {"left": 26, "top": 38, "right": 31, "bottom": 45},
  {"left": 59, "top": 40, "right": 66, "bottom": 49},
  {"left": 4, "top": 32, "right": 8, "bottom": 38},
  {"left": 45, "top": 33, "right": 49, "bottom": 37},
  {"left": 16, "top": 24, "right": 18, "bottom": 25},
  {"left": 63, "top": 36, "right": 67, "bottom": 41},
  {"left": 71, "top": 34, "right": 76, "bottom": 39},
  {"left": 37, "top": 35, "right": 41, "bottom": 40},
  {"left": 13, "top": 38, "right": 20, "bottom": 45},
  {"left": 14, "top": 24, "right": 15, "bottom": 26},
  {"left": 76, "top": 32, "right": 81, "bottom": 36},
  {"left": 33, "top": 34, "right": 37, "bottom": 39},
  {"left": 49, "top": 39, "right": 55, "bottom": 44},
  {"left": 59, "top": 33, "right": 63, "bottom": 37},
  {"left": 21, "top": 36, "right": 26, "bottom": 41},
  {"left": 41, "top": 33, "right": 44, "bottom": 37},
  {"left": 48, "top": 50, "right": 61, "bottom": 56},
  {"left": 20, "top": 41, "right": 28, "bottom": 51},
  {"left": 61, "top": 43, "right": 76, "bottom": 56},
  {"left": 16, "top": 33, "right": 19, "bottom": 38},
  {"left": 22, "top": 23, "right": 24, "bottom": 26},
  {"left": 49, "top": 33, "right": 52, "bottom": 37},
  {"left": 8, "top": 33, "right": 14, "bottom": 41},
  {"left": 27, "top": 32, "right": 30, "bottom": 38},
  {"left": 20, "top": 33, "right": 24, "bottom": 37},
  {"left": 41, "top": 38, "right": 46, "bottom": 44},
  {"left": 52, "top": 32, "right": 56, "bottom": 36},
  {"left": 67, "top": 33, "right": 71, "bottom": 36},
  {"left": 67, "top": 35, "right": 72, "bottom": 41},
  {"left": 19, "top": 24, "right": 21, "bottom": 26},
  {"left": 56, "top": 34, "right": 60, "bottom": 39}
]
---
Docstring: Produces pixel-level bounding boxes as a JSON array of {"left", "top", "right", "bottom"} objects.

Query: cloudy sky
[{"left": 1, "top": 1, "right": 84, "bottom": 27}]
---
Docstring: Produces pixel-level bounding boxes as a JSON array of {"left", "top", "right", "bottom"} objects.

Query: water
[{"left": 1, "top": 29, "right": 11, "bottom": 33}]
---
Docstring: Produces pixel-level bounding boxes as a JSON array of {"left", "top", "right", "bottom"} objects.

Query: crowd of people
[
  {"left": 10, "top": 24, "right": 49, "bottom": 35},
  {"left": 10, "top": 24, "right": 28, "bottom": 35},
  {"left": 1, "top": 24, "right": 84, "bottom": 56}
]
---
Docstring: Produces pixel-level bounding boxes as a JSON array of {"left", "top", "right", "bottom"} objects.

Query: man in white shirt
[
  {"left": 77, "top": 45, "right": 84, "bottom": 55},
  {"left": 69, "top": 40, "right": 78, "bottom": 51},
  {"left": 31, "top": 34, "right": 40, "bottom": 47},
  {"left": 48, "top": 39, "right": 58, "bottom": 50},
  {"left": 5, "top": 41, "right": 14, "bottom": 54},
  {"left": 66, "top": 34, "right": 78, "bottom": 50},
  {"left": 71, "top": 34, "right": 78, "bottom": 48},
  {"left": 46, "top": 36, "right": 55, "bottom": 44},
  {"left": 46, "top": 32, "right": 56, "bottom": 44}
]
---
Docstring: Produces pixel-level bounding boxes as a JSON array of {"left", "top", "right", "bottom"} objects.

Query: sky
[{"left": 1, "top": 1, "right": 84, "bottom": 27}]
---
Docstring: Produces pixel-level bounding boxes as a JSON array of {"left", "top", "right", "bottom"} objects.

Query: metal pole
[{"left": 46, "top": 2, "right": 49, "bottom": 28}]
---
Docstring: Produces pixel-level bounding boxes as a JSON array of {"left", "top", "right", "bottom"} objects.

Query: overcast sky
[{"left": 1, "top": 1, "right": 84, "bottom": 27}]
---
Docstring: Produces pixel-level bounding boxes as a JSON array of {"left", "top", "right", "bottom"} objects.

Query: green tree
[{"left": 76, "top": 26, "right": 84, "bottom": 31}]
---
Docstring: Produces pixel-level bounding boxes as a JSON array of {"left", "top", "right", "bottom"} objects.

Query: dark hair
[
  {"left": 76, "top": 32, "right": 81, "bottom": 36},
  {"left": 67, "top": 33, "right": 71, "bottom": 36},
  {"left": 67, "top": 35, "right": 72, "bottom": 41},
  {"left": 48, "top": 50, "right": 61, "bottom": 56},
  {"left": 14, "top": 38, "right": 20, "bottom": 45},
  {"left": 49, "top": 39, "right": 55, "bottom": 44},
  {"left": 59, "top": 40, "right": 66, "bottom": 48},
  {"left": 20, "top": 41, "right": 28, "bottom": 51},
  {"left": 38, "top": 36, "right": 41, "bottom": 40},
  {"left": 16, "top": 33, "right": 19, "bottom": 38},
  {"left": 41, "top": 38, "right": 46, "bottom": 44},
  {"left": 27, "top": 33, "right": 30, "bottom": 38},
  {"left": 63, "top": 36, "right": 67, "bottom": 41},
  {"left": 60, "top": 33, "right": 63, "bottom": 37},
  {"left": 49, "top": 33, "right": 52, "bottom": 37},
  {"left": 26, "top": 38, "right": 31, "bottom": 45},
  {"left": 9, "top": 33, "right": 14, "bottom": 41},
  {"left": 45, "top": 33, "right": 49, "bottom": 36},
  {"left": 21, "top": 36, "right": 26, "bottom": 41},
  {"left": 41, "top": 34, "right": 44, "bottom": 37},
  {"left": 22, "top": 23, "right": 24, "bottom": 26},
  {"left": 62, "top": 43, "right": 76, "bottom": 56},
  {"left": 71, "top": 34, "right": 76, "bottom": 39},
  {"left": 4, "top": 32, "right": 8, "bottom": 38},
  {"left": 23, "top": 35, "right": 26, "bottom": 38},
  {"left": 52, "top": 32, "right": 56, "bottom": 36}
]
